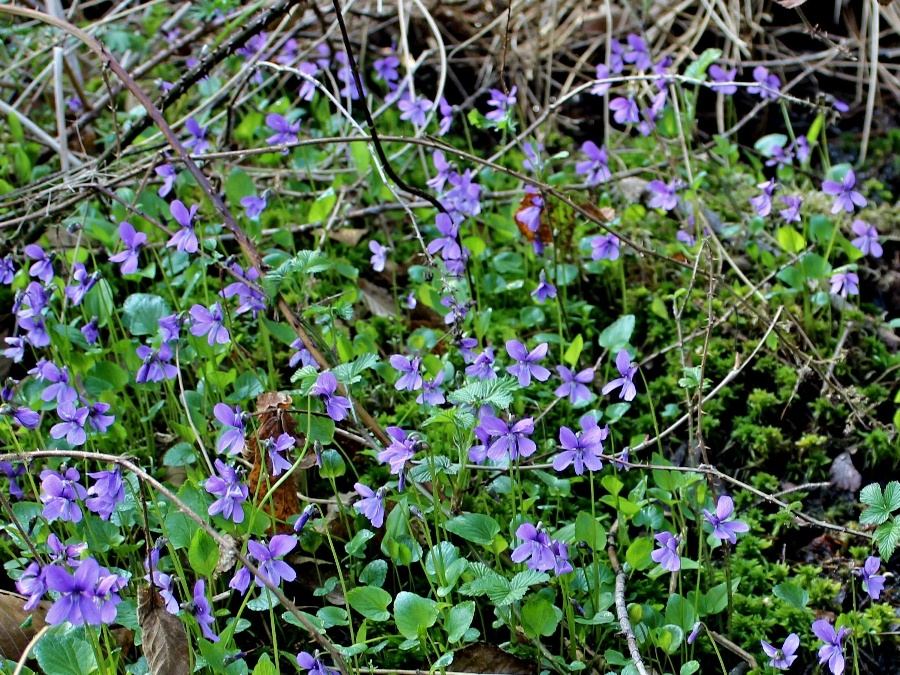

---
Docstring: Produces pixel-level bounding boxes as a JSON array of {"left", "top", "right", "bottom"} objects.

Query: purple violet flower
[
  {"left": 708, "top": 65, "right": 737, "bottom": 94},
  {"left": 135, "top": 343, "right": 178, "bottom": 383},
  {"left": 87, "top": 402, "right": 115, "bottom": 433},
  {"left": 647, "top": 179, "right": 679, "bottom": 211},
  {"left": 437, "top": 97, "right": 453, "bottom": 135},
  {"left": 623, "top": 34, "right": 652, "bottom": 71},
  {"left": 750, "top": 179, "right": 777, "bottom": 217},
  {"left": 812, "top": 619, "right": 849, "bottom": 675},
  {"left": 193, "top": 579, "right": 218, "bottom": 641},
  {"left": 378, "top": 427, "right": 417, "bottom": 475},
  {"left": 44, "top": 558, "right": 106, "bottom": 625},
  {"left": 703, "top": 495, "right": 749, "bottom": 544},
  {"left": 65, "top": 263, "right": 98, "bottom": 306},
  {"left": 426, "top": 213, "right": 462, "bottom": 261},
  {"left": 86, "top": 469, "right": 124, "bottom": 520},
  {"left": 398, "top": 95, "right": 432, "bottom": 127},
  {"left": 609, "top": 96, "right": 639, "bottom": 125},
  {"left": 481, "top": 414, "right": 536, "bottom": 461},
  {"left": 0, "top": 255, "right": 15, "bottom": 284},
  {"left": 651, "top": 531, "right": 681, "bottom": 571},
  {"left": 761, "top": 633, "right": 800, "bottom": 670},
  {"left": 205, "top": 459, "right": 248, "bottom": 524},
  {"left": 390, "top": 354, "right": 424, "bottom": 392},
  {"left": 220, "top": 263, "right": 265, "bottom": 317},
  {"left": 779, "top": 194, "right": 803, "bottom": 223},
  {"left": 50, "top": 403, "right": 90, "bottom": 446},
  {"left": 81, "top": 318, "right": 100, "bottom": 345},
  {"left": 159, "top": 313, "right": 181, "bottom": 342},
  {"left": 265, "top": 113, "right": 300, "bottom": 146},
  {"left": 505, "top": 340, "right": 550, "bottom": 387},
  {"left": 829, "top": 271, "right": 859, "bottom": 298},
  {"left": 555, "top": 365, "right": 594, "bottom": 404},
  {"left": 183, "top": 117, "right": 210, "bottom": 153},
  {"left": 416, "top": 370, "right": 446, "bottom": 406},
  {"left": 485, "top": 86, "right": 517, "bottom": 123},
  {"left": 373, "top": 54, "right": 400, "bottom": 85},
  {"left": 213, "top": 403, "right": 246, "bottom": 455},
  {"left": 369, "top": 240, "right": 389, "bottom": 272},
  {"left": 532, "top": 270, "right": 557, "bottom": 303},
  {"left": 248, "top": 534, "right": 297, "bottom": 588},
  {"left": 109, "top": 221, "right": 147, "bottom": 274},
  {"left": 591, "top": 233, "right": 620, "bottom": 261},
  {"left": 166, "top": 200, "right": 200, "bottom": 253},
  {"left": 552, "top": 419, "right": 606, "bottom": 475},
  {"left": 24, "top": 244, "right": 54, "bottom": 283},
  {"left": 822, "top": 170, "right": 866, "bottom": 214},
  {"left": 511, "top": 523, "right": 555, "bottom": 571},
  {"left": 747, "top": 66, "right": 781, "bottom": 101},
  {"left": 576, "top": 141, "right": 611, "bottom": 186},
  {"left": 156, "top": 164, "right": 176, "bottom": 197},
  {"left": 40, "top": 467, "right": 87, "bottom": 523},
  {"left": 240, "top": 195, "right": 267, "bottom": 221},
  {"left": 353, "top": 483, "right": 386, "bottom": 528},
  {"left": 465, "top": 347, "right": 496, "bottom": 380},
  {"left": 289, "top": 338, "right": 317, "bottom": 370},
  {"left": 297, "top": 651, "right": 338, "bottom": 675},
  {"left": 601, "top": 350, "right": 638, "bottom": 401},
  {"left": 190, "top": 302, "right": 230, "bottom": 345},
  {"left": 590, "top": 63, "right": 612, "bottom": 96},
  {"left": 266, "top": 433, "right": 295, "bottom": 476},
  {"left": 857, "top": 556, "right": 885, "bottom": 600},
  {"left": 309, "top": 371, "right": 351, "bottom": 421},
  {"left": 17, "top": 562, "right": 48, "bottom": 610},
  {"left": 850, "top": 220, "right": 882, "bottom": 258}
]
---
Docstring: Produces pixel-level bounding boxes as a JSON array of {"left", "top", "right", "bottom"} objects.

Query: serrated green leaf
[
  {"left": 448, "top": 376, "right": 519, "bottom": 409},
  {"left": 875, "top": 517, "right": 900, "bottom": 560},
  {"left": 860, "top": 482, "right": 899, "bottom": 525}
]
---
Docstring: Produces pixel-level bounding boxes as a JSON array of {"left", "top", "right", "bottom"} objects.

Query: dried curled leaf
[
  {"left": 137, "top": 585, "right": 189, "bottom": 675},
  {"left": 0, "top": 591, "right": 48, "bottom": 661},
  {"left": 451, "top": 643, "right": 536, "bottom": 674},
  {"left": 246, "top": 392, "right": 313, "bottom": 531}
]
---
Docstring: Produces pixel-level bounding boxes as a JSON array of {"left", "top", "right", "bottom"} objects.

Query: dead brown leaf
[
  {"left": 137, "top": 584, "right": 190, "bottom": 675},
  {"left": 0, "top": 591, "right": 48, "bottom": 661},
  {"left": 318, "top": 227, "right": 367, "bottom": 247},
  {"left": 359, "top": 278, "right": 399, "bottom": 318},
  {"left": 245, "top": 392, "right": 312, "bottom": 532},
  {"left": 450, "top": 643, "right": 536, "bottom": 674}
]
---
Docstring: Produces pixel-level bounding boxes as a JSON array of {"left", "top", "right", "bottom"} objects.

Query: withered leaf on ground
[
  {"left": 245, "top": 392, "right": 310, "bottom": 532},
  {"left": 359, "top": 278, "right": 399, "bottom": 318},
  {"left": 450, "top": 643, "right": 537, "bottom": 675},
  {"left": 0, "top": 591, "right": 48, "bottom": 661},
  {"left": 137, "top": 584, "right": 190, "bottom": 675}
]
